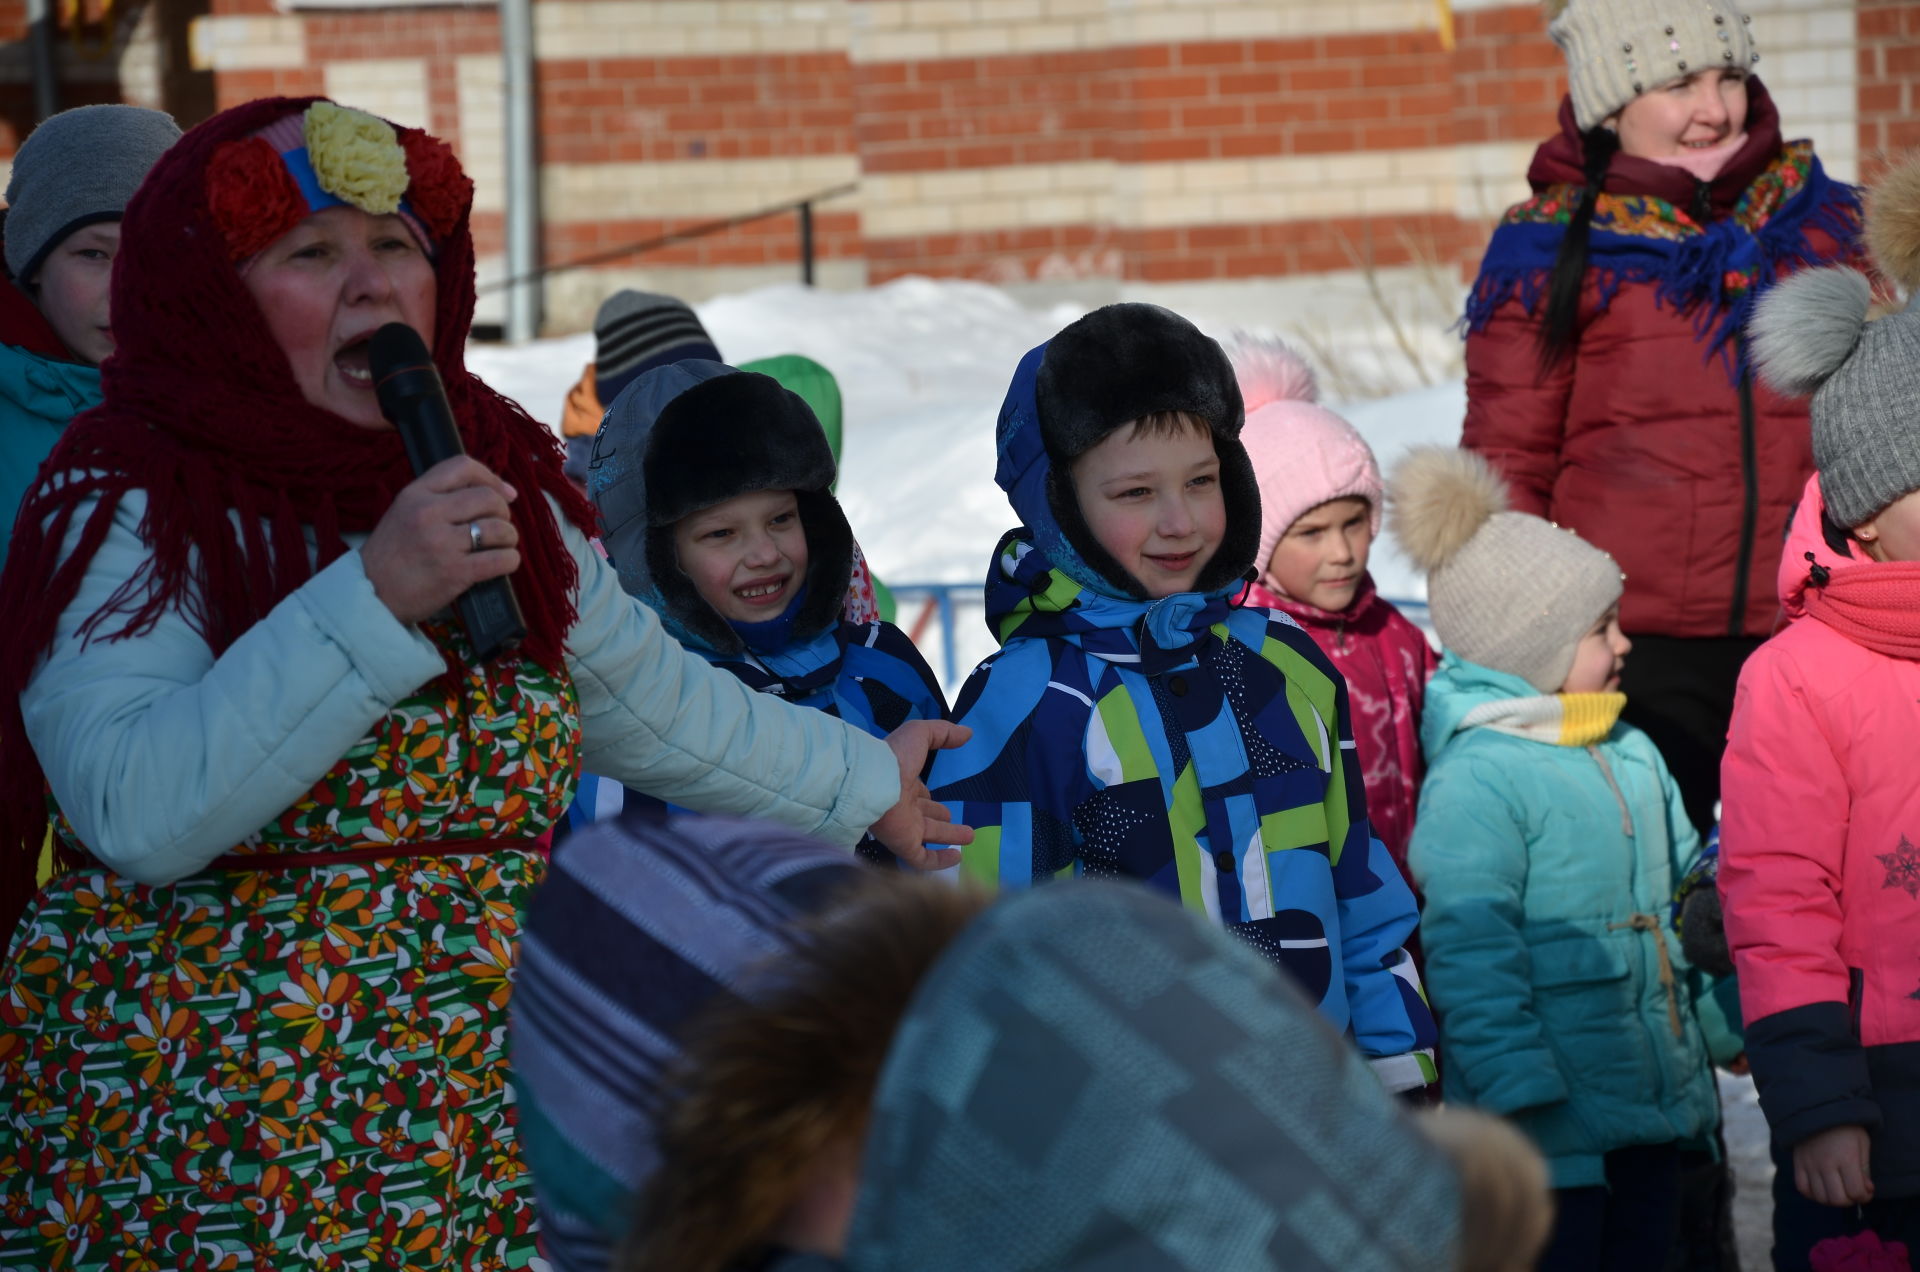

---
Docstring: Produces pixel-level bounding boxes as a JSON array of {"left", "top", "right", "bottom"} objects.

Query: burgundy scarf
[{"left": 0, "top": 97, "right": 596, "bottom": 932}]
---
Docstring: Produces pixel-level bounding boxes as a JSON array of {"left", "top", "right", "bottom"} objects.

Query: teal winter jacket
[
  {"left": 0, "top": 340, "right": 99, "bottom": 569},
  {"left": 1408, "top": 654, "right": 1736, "bottom": 1188}
]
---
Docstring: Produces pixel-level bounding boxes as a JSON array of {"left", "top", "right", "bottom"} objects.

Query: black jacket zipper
[
  {"left": 1730, "top": 360, "right": 1758, "bottom": 636},
  {"left": 1699, "top": 177, "right": 1761, "bottom": 639}
]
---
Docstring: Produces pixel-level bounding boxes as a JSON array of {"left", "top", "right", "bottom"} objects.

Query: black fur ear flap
[
  {"left": 645, "top": 371, "right": 836, "bottom": 526},
  {"left": 1035, "top": 303, "right": 1243, "bottom": 461},
  {"left": 793, "top": 489, "right": 855, "bottom": 640}
]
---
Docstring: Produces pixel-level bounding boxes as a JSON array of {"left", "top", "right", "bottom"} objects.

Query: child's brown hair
[{"left": 622, "top": 875, "right": 993, "bottom": 1272}]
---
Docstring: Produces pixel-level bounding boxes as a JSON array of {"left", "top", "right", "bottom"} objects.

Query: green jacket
[
  {"left": 1408, "top": 654, "right": 1735, "bottom": 1188},
  {"left": 0, "top": 340, "right": 99, "bottom": 570}
]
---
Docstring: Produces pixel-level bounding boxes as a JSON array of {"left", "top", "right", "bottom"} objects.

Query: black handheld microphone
[{"left": 369, "top": 322, "right": 527, "bottom": 662}]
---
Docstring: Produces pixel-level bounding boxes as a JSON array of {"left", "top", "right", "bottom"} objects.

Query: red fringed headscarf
[{"left": 0, "top": 97, "right": 596, "bottom": 934}]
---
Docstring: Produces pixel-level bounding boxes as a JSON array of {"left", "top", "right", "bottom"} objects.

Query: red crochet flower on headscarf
[
  {"left": 398, "top": 128, "right": 472, "bottom": 243},
  {"left": 204, "top": 136, "right": 307, "bottom": 262}
]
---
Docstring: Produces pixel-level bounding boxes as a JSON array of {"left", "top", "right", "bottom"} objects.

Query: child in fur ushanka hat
[
  {"left": 1234, "top": 336, "right": 1437, "bottom": 883},
  {"left": 562, "top": 359, "right": 950, "bottom": 855},
  {"left": 930, "top": 303, "right": 1439, "bottom": 1094},
  {"left": 1393, "top": 446, "right": 1741, "bottom": 1270},
  {"left": 1719, "top": 153, "right": 1920, "bottom": 1270}
]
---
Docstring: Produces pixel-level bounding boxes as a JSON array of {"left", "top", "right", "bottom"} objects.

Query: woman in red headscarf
[{"left": 0, "top": 98, "right": 965, "bottom": 1269}]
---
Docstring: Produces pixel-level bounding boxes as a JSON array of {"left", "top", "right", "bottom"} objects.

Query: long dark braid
[{"left": 1536, "top": 126, "right": 1621, "bottom": 373}]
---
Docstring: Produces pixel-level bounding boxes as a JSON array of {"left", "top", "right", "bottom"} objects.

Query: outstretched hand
[{"left": 870, "top": 719, "right": 974, "bottom": 870}]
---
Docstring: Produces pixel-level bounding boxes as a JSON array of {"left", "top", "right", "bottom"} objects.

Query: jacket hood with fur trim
[
  {"left": 588, "top": 359, "right": 854, "bottom": 655},
  {"left": 996, "top": 304, "right": 1260, "bottom": 600}
]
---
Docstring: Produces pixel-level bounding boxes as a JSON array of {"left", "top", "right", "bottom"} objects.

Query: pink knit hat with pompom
[{"left": 1230, "top": 337, "right": 1383, "bottom": 588}]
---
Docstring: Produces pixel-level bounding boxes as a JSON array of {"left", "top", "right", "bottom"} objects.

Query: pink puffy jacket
[{"left": 1720, "top": 475, "right": 1920, "bottom": 1196}]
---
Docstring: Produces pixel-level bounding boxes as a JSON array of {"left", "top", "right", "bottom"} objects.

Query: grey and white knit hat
[
  {"left": 1546, "top": 0, "right": 1758, "bottom": 131},
  {"left": 1750, "top": 272, "right": 1920, "bottom": 528},
  {"left": 1390, "top": 447, "right": 1624, "bottom": 692},
  {"left": 1747, "top": 154, "right": 1920, "bottom": 528},
  {"left": 4, "top": 104, "right": 181, "bottom": 284},
  {"left": 592, "top": 290, "right": 721, "bottom": 406}
]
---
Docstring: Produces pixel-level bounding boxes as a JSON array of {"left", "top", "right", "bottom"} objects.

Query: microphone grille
[{"left": 369, "top": 322, "right": 433, "bottom": 381}]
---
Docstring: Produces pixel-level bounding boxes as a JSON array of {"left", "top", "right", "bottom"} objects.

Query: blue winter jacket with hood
[
  {"left": 0, "top": 333, "right": 98, "bottom": 571},
  {"left": 930, "top": 338, "right": 1436, "bottom": 1076},
  {"left": 567, "top": 360, "right": 946, "bottom": 842},
  {"left": 1408, "top": 654, "right": 1738, "bottom": 1188}
]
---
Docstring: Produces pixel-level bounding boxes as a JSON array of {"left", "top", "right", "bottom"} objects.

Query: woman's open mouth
[{"left": 334, "top": 335, "right": 374, "bottom": 387}]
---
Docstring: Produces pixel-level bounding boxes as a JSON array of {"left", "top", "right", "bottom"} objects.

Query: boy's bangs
[{"left": 1127, "top": 410, "right": 1213, "bottom": 441}]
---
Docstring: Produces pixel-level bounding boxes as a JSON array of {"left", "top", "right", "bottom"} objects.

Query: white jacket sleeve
[
  {"left": 560, "top": 512, "right": 899, "bottom": 845},
  {"left": 20, "top": 491, "right": 448, "bottom": 884}
]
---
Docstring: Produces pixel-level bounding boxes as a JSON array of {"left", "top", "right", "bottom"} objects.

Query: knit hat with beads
[
  {"left": 1229, "top": 337, "right": 1381, "bottom": 590},
  {"left": 4, "top": 104, "right": 181, "bottom": 283},
  {"left": 1748, "top": 154, "right": 1920, "bottom": 528},
  {"left": 1390, "top": 447, "right": 1623, "bottom": 692},
  {"left": 1545, "top": 0, "right": 1759, "bottom": 132},
  {"left": 593, "top": 290, "right": 721, "bottom": 406}
]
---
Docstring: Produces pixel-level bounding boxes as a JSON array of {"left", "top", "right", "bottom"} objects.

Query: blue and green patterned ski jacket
[{"left": 929, "top": 342, "right": 1436, "bottom": 1074}]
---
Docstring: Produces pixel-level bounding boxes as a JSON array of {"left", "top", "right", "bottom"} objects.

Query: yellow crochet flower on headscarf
[{"left": 303, "top": 102, "right": 408, "bottom": 216}]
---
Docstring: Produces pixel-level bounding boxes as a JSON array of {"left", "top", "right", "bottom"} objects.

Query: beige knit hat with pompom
[{"left": 1389, "top": 447, "right": 1624, "bottom": 692}]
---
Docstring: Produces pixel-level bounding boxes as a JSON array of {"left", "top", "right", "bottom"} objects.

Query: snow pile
[{"left": 465, "top": 276, "right": 1462, "bottom": 600}]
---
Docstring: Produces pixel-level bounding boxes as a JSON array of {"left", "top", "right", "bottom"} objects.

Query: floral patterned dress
[{"left": 0, "top": 629, "right": 577, "bottom": 1271}]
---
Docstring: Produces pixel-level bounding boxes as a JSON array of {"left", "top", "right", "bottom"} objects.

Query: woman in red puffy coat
[{"left": 1461, "top": 0, "right": 1862, "bottom": 835}]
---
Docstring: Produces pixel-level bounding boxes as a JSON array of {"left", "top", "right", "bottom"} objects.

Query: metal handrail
[{"left": 477, "top": 181, "right": 858, "bottom": 295}]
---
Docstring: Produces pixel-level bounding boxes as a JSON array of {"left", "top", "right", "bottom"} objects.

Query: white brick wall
[
  {"left": 322, "top": 60, "right": 431, "bottom": 133},
  {"left": 456, "top": 54, "right": 508, "bottom": 216},
  {"left": 188, "top": 14, "right": 306, "bottom": 71},
  {"left": 848, "top": 0, "right": 1444, "bottom": 62},
  {"left": 1744, "top": 0, "right": 1857, "bottom": 181},
  {"left": 535, "top": 1, "right": 849, "bottom": 59},
  {"left": 544, "top": 155, "right": 862, "bottom": 222}
]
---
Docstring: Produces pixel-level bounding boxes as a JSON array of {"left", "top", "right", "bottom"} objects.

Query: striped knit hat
[
  {"left": 594, "top": 290, "right": 722, "bottom": 406},
  {"left": 510, "top": 814, "right": 861, "bottom": 1272}
]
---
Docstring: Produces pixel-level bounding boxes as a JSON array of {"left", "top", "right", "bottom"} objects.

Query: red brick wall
[
  {"left": 854, "top": 48, "right": 1118, "bottom": 174},
  {"left": 1859, "top": 0, "right": 1920, "bottom": 180},
  {"left": 1, "top": 0, "right": 1884, "bottom": 303},
  {"left": 1119, "top": 33, "right": 1455, "bottom": 163},
  {"left": 1450, "top": 4, "right": 1567, "bottom": 145},
  {"left": 542, "top": 52, "right": 853, "bottom": 165}
]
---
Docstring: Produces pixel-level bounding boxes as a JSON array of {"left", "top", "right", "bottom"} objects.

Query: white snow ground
[{"left": 467, "top": 276, "right": 1771, "bottom": 1266}]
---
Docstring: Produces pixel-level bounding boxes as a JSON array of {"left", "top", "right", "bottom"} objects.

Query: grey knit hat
[
  {"left": 4, "top": 104, "right": 181, "bottom": 283},
  {"left": 1390, "top": 447, "right": 1624, "bottom": 692},
  {"left": 593, "top": 290, "right": 721, "bottom": 405},
  {"left": 1546, "top": 0, "right": 1758, "bottom": 132},
  {"left": 1750, "top": 268, "right": 1920, "bottom": 528}
]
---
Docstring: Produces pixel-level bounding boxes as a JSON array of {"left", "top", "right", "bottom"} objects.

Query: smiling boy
[
  {"left": 569, "top": 360, "right": 951, "bottom": 850},
  {"left": 931, "top": 304, "right": 1438, "bottom": 1090}
]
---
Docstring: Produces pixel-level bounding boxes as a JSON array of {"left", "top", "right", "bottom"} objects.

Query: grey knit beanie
[
  {"left": 4, "top": 104, "right": 181, "bottom": 283},
  {"left": 593, "top": 290, "right": 721, "bottom": 406},
  {"left": 1749, "top": 156, "right": 1920, "bottom": 528},
  {"left": 1390, "top": 447, "right": 1624, "bottom": 692},
  {"left": 1546, "top": 0, "right": 1758, "bottom": 131},
  {"left": 1750, "top": 270, "right": 1920, "bottom": 528}
]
